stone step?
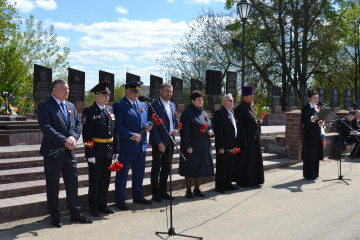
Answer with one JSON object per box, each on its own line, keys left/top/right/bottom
{"left": 0, "top": 157, "right": 297, "bottom": 224}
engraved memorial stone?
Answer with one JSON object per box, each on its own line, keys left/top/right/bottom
{"left": 191, "top": 78, "right": 202, "bottom": 93}
{"left": 68, "top": 68, "right": 85, "bottom": 102}
{"left": 171, "top": 77, "right": 183, "bottom": 104}
{"left": 330, "top": 88, "right": 340, "bottom": 108}
{"left": 287, "top": 86, "right": 297, "bottom": 107}
{"left": 33, "top": 64, "right": 52, "bottom": 102}
{"left": 271, "top": 85, "right": 281, "bottom": 106}
{"left": 99, "top": 70, "right": 115, "bottom": 102}
{"left": 343, "top": 89, "right": 353, "bottom": 109}
{"left": 126, "top": 72, "right": 140, "bottom": 84}
{"left": 301, "top": 86, "right": 308, "bottom": 107}
{"left": 150, "top": 75, "right": 163, "bottom": 99}
{"left": 226, "top": 71, "right": 237, "bottom": 103}
{"left": 317, "top": 88, "right": 326, "bottom": 104}
{"left": 205, "top": 70, "right": 222, "bottom": 96}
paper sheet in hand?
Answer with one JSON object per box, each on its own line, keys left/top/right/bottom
{"left": 317, "top": 108, "right": 330, "bottom": 120}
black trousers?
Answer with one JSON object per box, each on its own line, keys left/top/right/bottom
{"left": 88, "top": 157, "right": 112, "bottom": 214}
{"left": 151, "top": 143, "right": 174, "bottom": 195}
{"left": 215, "top": 152, "right": 235, "bottom": 191}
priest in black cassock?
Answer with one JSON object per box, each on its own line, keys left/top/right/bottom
{"left": 233, "top": 86, "right": 264, "bottom": 187}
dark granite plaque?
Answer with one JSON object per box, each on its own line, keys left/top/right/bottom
{"left": 356, "top": 89, "right": 360, "bottom": 109}
{"left": 68, "top": 68, "right": 85, "bottom": 102}
{"left": 99, "top": 70, "right": 115, "bottom": 102}
{"left": 171, "top": 77, "right": 183, "bottom": 104}
{"left": 301, "top": 86, "right": 308, "bottom": 107}
{"left": 343, "top": 89, "right": 353, "bottom": 108}
{"left": 208, "top": 95, "right": 219, "bottom": 105}
{"left": 150, "top": 75, "right": 163, "bottom": 99}
{"left": 33, "top": 64, "right": 52, "bottom": 102}
{"left": 226, "top": 71, "right": 237, "bottom": 103}
{"left": 330, "top": 88, "right": 340, "bottom": 108}
{"left": 317, "top": 88, "right": 326, "bottom": 104}
{"left": 126, "top": 72, "right": 140, "bottom": 84}
{"left": 205, "top": 70, "right": 222, "bottom": 96}
{"left": 271, "top": 85, "right": 281, "bottom": 106}
{"left": 191, "top": 78, "right": 202, "bottom": 93}
{"left": 287, "top": 86, "right": 297, "bottom": 107}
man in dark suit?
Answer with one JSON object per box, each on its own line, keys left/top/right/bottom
{"left": 148, "top": 83, "right": 179, "bottom": 202}
{"left": 113, "top": 81, "right": 153, "bottom": 210}
{"left": 82, "top": 81, "right": 120, "bottom": 217}
{"left": 212, "top": 93, "right": 239, "bottom": 193}
{"left": 37, "top": 79, "right": 92, "bottom": 228}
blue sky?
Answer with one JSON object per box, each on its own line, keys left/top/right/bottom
{"left": 9, "top": 0, "right": 230, "bottom": 90}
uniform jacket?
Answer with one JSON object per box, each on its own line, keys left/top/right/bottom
{"left": 82, "top": 102, "right": 120, "bottom": 159}
{"left": 148, "top": 98, "right": 178, "bottom": 146}
{"left": 212, "top": 107, "right": 239, "bottom": 150}
{"left": 37, "top": 97, "right": 82, "bottom": 159}
{"left": 113, "top": 97, "right": 149, "bottom": 152}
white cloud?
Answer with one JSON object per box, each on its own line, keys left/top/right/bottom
{"left": 115, "top": 6, "right": 128, "bottom": 14}
{"left": 168, "top": 0, "right": 175, "bottom": 2}
{"left": 69, "top": 66, "right": 85, "bottom": 71}
{"left": 35, "top": 0, "right": 57, "bottom": 10}
{"left": 185, "top": 0, "right": 225, "bottom": 3}
{"left": 135, "top": 53, "right": 163, "bottom": 64}
{"left": 8, "top": 0, "right": 35, "bottom": 13}
{"left": 56, "top": 36, "right": 70, "bottom": 46}
{"left": 69, "top": 50, "right": 130, "bottom": 65}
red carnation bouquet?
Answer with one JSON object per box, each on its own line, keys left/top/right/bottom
{"left": 108, "top": 161, "right": 123, "bottom": 172}
{"left": 217, "top": 147, "right": 241, "bottom": 155}
{"left": 200, "top": 123, "right": 209, "bottom": 134}
{"left": 49, "top": 141, "right": 94, "bottom": 157}
{"left": 178, "top": 122, "right": 182, "bottom": 130}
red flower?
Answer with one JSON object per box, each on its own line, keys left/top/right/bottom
{"left": 202, "top": 124, "right": 208, "bottom": 129}
{"left": 108, "top": 161, "right": 123, "bottom": 172}
{"left": 260, "top": 112, "right": 266, "bottom": 120}
{"left": 178, "top": 122, "right": 182, "bottom": 130}
{"left": 84, "top": 141, "right": 94, "bottom": 148}
{"left": 200, "top": 129, "right": 206, "bottom": 134}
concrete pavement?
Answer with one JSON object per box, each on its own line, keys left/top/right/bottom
{"left": 0, "top": 158, "right": 359, "bottom": 240}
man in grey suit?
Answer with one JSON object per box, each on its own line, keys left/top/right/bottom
{"left": 37, "top": 79, "right": 92, "bottom": 227}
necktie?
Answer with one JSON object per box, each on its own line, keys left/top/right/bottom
{"left": 60, "top": 102, "right": 69, "bottom": 123}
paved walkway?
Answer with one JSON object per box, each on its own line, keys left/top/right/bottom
{"left": 1, "top": 158, "right": 359, "bottom": 240}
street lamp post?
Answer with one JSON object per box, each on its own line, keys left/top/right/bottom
{"left": 237, "top": 0, "right": 251, "bottom": 88}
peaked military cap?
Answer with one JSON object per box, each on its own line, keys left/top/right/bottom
{"left": 125, "top": 81, "right": 143, "bottom": 93}
{"left": 90, "top": 81, "right": 111, "bottom": 94}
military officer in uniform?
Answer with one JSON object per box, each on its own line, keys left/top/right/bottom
{"left": 82, "top": 81, "right": 120, "bottom": 217}
{"left": 113, "top": 81, "right": 153, "bottom": 210}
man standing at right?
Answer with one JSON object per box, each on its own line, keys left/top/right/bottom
{"left": 233, "top": 86, "right": 264, "bottom": 187}
{"left": 213, "top": 93, "right": 239, "bottom": 193}
{"left": 148, "top": 83, "right": 178, "bottom": 202}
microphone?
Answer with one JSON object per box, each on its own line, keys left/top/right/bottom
{"left": 318, "top": 102, "right": 327, "bottom": 108}
{"left": 138, "top": 96, "right": 156, "bottom": 102}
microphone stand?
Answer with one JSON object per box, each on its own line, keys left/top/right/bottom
{"left": 145, "top": 98, "right": 202, "bottom": 240}
{"left": 322, "top": 105, "right": 355, "bottom": 185}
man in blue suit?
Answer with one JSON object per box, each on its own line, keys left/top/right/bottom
{"left": 113, "top": 81, "right": 153, "bottom": 210}
{"left": 148, "top": 83, "right": 178, "bottom": 202}
{"left": 37, "top": 79, "right": 92, "bottom": 228}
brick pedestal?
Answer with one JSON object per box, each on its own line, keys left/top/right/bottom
{"left": 285, "top": 110, "right": 302, "bottom": 159}
{"left": 271, "top": 106, "right": 281, "bottom": 113}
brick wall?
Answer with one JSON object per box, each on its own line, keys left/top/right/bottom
{"left": 285, "top": 110, "right": 302, "bottom": 159}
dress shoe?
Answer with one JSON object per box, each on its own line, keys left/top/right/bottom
{"left": 193, "top": 188, "right": 206, "bottom": 197}
{"left": 133, "top": 198, "right": 152, "bottom": 205}
{"left": 215, "top": 189, "right": 225, "bottom": 194}
{"left": 116, "top": 203, "right": 130, "bottom": 211}
{"left": 52, "top": 219, "right": 62, "bottom": 228}
{"left": 185, "top": 189, "right": 194, "bottom": 199}
{"left": 99, "top": 207, "right": 114, "bottom": 214}
{"left": 161, "top": 192, "right": 174, "bottom": 200}
{"left": 151, "top": 194, "right": 163, "bottom": 202}
{"left": 70, "top": 214, "right": 93, "bottom": 224}
{"left": 225, "top": 185, "right": 239, "bottom": 191}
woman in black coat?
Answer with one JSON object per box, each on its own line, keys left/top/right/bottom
{"left": 301, "top": 89, "right": 324, "bottom": 180}
{"left": 179, "top": 91, "right": 214, "bottom": 198}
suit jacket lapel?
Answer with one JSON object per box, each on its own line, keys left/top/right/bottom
{"left": 125, "top": 98, "right": 141, "bottom": 123}
{"left": 50, "top": 97, "right": 69, "bottom": 126}
{"left": 223, "top": 107, "right": 235, "bottom": 131}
